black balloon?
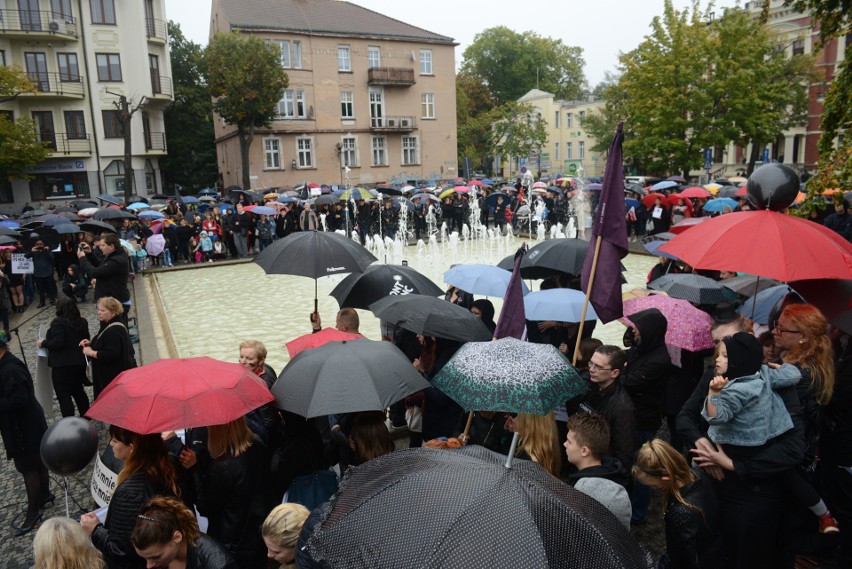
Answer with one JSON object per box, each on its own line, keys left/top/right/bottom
{"left": 40, "top": 417, "right": 99, "bottom": 475}
{"left": 746, "top": 164, "right": 800, "bottom": 211}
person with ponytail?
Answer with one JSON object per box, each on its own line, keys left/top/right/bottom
{"left": 633, "top": 439, "right": 724, "bottom": 569}
{"left": 132, "top": 496, "right": 235, "bottom": 569}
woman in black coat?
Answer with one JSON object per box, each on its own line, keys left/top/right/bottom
{"left": 38, "top": 295, "right": 90, "bottom": 417}
{"left": 81, "top": 296, "right": 135, "bottom": 399}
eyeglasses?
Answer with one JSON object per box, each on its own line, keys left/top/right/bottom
{"left": 773, "top": 325, "right": 802, "bottom": 335}
{"left": 588, "top": 362, "right": 613, "bottom": 372}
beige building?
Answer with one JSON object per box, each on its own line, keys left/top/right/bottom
{"left": 0, "top": 0, "right": 172, "bottom": 205}
{"left": 501, "top": 89, "right": 605, "bottom": 180}
{"left": 210, "top": 0, "right": 458, "bottom": 189}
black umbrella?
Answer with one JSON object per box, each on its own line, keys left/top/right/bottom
{"left": 59, "top": 212, "right": 84, "bottom": 222}
{"left": 54, "top": 206, "right": 78, "bottom": 213}
{"left": 34, "top": 214, "right": 68, "bottom": 226}
{"left": 254, "top": 232, "right": 377, "bottom": 311}
{"left": 648, "top": 274, "right": 729, "bottom": 305}
{"left": 126, "top": 195, "right": 149, "bottom": 204}
{"left": 0, "top": 227, "right": 21, "bottom": 237}
{"left": 70, "top": 199, "right": 98, "bottom": 209}
{"left": 80, "top": 220, "right": 117, "bottom": 234}
{"left": 640, "top": 232, "right": 676, "bottom": 244}
{"left": 24, "top": 229, "right": 60, "bottom": 250}
{"left": 302, "top": 445, "right": 648, "bottom": 568}
{"left": 273, "top": 339, "right": 431, "bottom": 418}
{"left": 52, "top": 222, "right": 82, "bottom": 235}
{"left": 150, "top": 193, "right": 171, "bottom": 200}
{"left": 0, "top": 235, "right": 20, "bottom": 246}
{"left": 93, "top": 208, "right": 135, "bottom": 221}
{"left": 20, "top": 209, "right": 47, "bottom": 219}
{"left": 330, "top": 264, "right": 444, "bottom": 309}
{"left": 314, "top": 194, "right": 337, "bottom": 206}
{"left": 375, "top": 185, "right": 403, "bottom": 196}
{"left": 720, "top": 275, "right": 782, "bottom": 297}
{"left": 96, "top": 193, "right": 123, "bottom": 205}
{"left": 369, "top": 294, "right": 492, "bottom": 342}
{"left": 228, "top": 188, "right": 259, "bottom": 204}
{"left": 497, "top": 238, "right": 588, "bottom": 279}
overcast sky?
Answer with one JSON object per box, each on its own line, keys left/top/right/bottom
{"left": 164, "top": 0, "right": 742, "bottom": 86}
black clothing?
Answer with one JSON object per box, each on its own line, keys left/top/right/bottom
{"left": 90, "top": 318, "right": 136, "bottom": 399}
{"left": 187, "top": 535, "right": 238, "bottom": 569}
{"left": 664, "top": 475, "right": 725, "bottom": 569}
{"left": 622, "top": 308, "right": 671, "bottom": 432}
{"left": 583, "top": 381, "right": 639, "bottom": 471}
{"left": 823, "top": 211, "right": 852, "bottom": 241}
{"left": 79, "top": 248, "right": 131, "bottom": 303}
{"left": 454, "top": 411, "right": 512, "bottom": 455}
{"left": 0, "top": 351, "right": 47, "bottom": 461}
{"left": 567, "top": 457, "right": 626, "bottom": 487}
{"left": 42, "top": 316, "right": 89, "bottom": 368}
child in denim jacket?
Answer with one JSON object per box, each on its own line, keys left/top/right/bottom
{"left": 702, "top": 332, "right": 839, "bottom": 534}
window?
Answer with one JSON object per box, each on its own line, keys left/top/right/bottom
{"left": 0, "top": 110, "right": 13, "bottom": 122}
{"left": 149, "top": 54, "right": 162, "bottom": 93}
{"left": 340, "top": 91, "right": 354, "bottom": 119}
{"left": 297, "top": 137, "right": 313, "bottom": 168}
{"left": 0, "top": 51, "right": 5, "bottom": 66}
{"left": 338, "top": 45, "right": 351, "bottom": 72}
{"left": 277, "top": 89, "right": 305, "bottom": 118}
{"left": 419, "top": 49, "right": 432, "bottom": 74}
{"left": 273, "top": 40, "right": 301, "bottom": 69}
{"left": 275, "top": 40, "right": 291, "bottom": 68}
{"left": 96, "top": 53, "right": 122, "bottom": 81}
{"left": 554, "top": 111, "right": 560, "bottom": 128}
{"left": 102, "top": 110, "right": 122, "bottom": 138}
{"left": 566, "top": 142, "right": 572, "bottom": 160}
{"left": 293, "top": 41, "right": 301, "bottom": 69}
{"left": 263, "top": 138, "right": 281, "bottom": 169}
{"left": 51, "top": 0, "right": 72, "bottom": 19}
{"left": 566, "top": 112, "right": 573, "bottom": 128}
{"left": 144, "top": 159, "right": 157, "bottom": 194}
{"left": 24, "top": 52, "right": 49, "bottom": 91}
{"left": 368, "top": 46, "right": 381, "bottom": 68}
{"left": 90, "top": 0, "right": 115, "bottom": 24}
{"left": 57, "top": 53, "right": 80, "bottom": 81}
{"left": 554, "top": 142, "right": 560, "bottom": 161}
{"left": 402, "top": 136, "right": 418, "bottom": 165}
{"left": 64, "top": 111, "right": 86, "bottom": 139}
{"left": 421, "top": 93, "right": 435, "bottom": 119}
{"left": 341, "top": 136, "right": 358, "bottom": 167}
{"left": 371, "top": 136, "right": 387, "bottom": 166}
{"left": 578, "top": 110, "right": 586, "bottom": 123}
{"left": 579, "top": 140, "right": 585, "bottom": 159}
{"left": 103, "top": 160, "right": 125, "bottom": 195}
{"left": 792, "top": 39, "right": 805, "bottom": 56}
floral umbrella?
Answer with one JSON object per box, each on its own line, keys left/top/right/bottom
{"left": 620, "top": 295, "right": 714, "bottom": 352}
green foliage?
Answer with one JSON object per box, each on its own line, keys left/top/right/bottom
{"left": 0, "top": 115, "right": 50, "bottom": 181}
{"left": 461, "top": 26, "right": 586, "bottom": 105}
{"left": 204, "top": 32, "right": 288, "bottom": 189}
{"left": 492, "top": 102, "right": 549, "bottom": 163}
{"left": 0, "top": 65, "right": 36, "bottom": 102}
{"left": 159, "top": 22, "right": 218, "bottom": 192}
{"left": 456, "top": 70, "right": 500, "bottom": 169}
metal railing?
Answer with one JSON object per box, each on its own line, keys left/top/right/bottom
{"left": 367, "top": 67, "right": 415, "bottom": 86}
{"left": 370, "top": 116, "right": 416, "bottom": 130}
{"left": 0, "top": 9, "right": 78, "bottom": 37}
{"left": 24, "top": 71, "right": 85, "bottom": 97}
{"left": 150, "top": 74, "right": 173, "bottom": 97}
{"left": 144, "top": 131, "right": 167, "bottom": 151}
{"left": 37, "top": 132, "right": 91, "bottom": 155}
{"left": 145, "top": 18, "right": 167, "bottom": 41}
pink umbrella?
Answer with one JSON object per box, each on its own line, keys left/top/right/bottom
{"left": 453, "top": 186, "right": 471, "bottom": 193}
{"left": 468, "top": 180, "right": 483, "bottom": 187}
{"left": 286, "top": 328, "right": 363, "bottom": 359}
{"left": 620, "top": 295, "right": 714, "bottom": 352}
{"left": 145, "top": 233, "right": 165, "bottom": 256}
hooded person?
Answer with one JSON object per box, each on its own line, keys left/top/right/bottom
{"left": 470, "top": 299, "right": 496, "bottom": 335}
{"left": 823, "top": 199, "right": 852, "bottom": 242}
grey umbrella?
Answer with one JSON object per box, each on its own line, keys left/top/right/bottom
{"left": 302, "top": 445, "right": 649, "bottom": 569}
{"left": 720, "top": 275, "right": 782, "bottom": 297}
{"left": 93, "top": 208, "right": 136, "bottom": 221}
{"left": 369, "top": 294, "right": 492, "bottom": 342}
{"left": 648, "top": 274, "right": 729, "bottom": 305}
{"left": 79, "top": 220, "right": 117, "bottom": 234}
{"left": 272, "top": 339, "right": 430, "bottom": 418}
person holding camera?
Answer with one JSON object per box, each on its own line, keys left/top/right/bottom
{"left": 77, "top": 234, "right": 130, "bottom": 314}
{"left": 27, "top": 239, "right": 56, "bottom": 308}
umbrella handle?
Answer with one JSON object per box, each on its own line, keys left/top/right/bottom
{"left": 462, "top": 411, "right": 474, "bottom": 439}
{"left": 504, "top": 431, "right": 520, "bottom": 469}
{"left": 749, "top": 275, "right": 760, "bottom": 322}
{"left": 314, "top": 279, "right": 318, "bottom": 314}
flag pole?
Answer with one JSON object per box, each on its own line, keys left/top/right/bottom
{"left": 572, "top": 235, "right": 602, "bottom": 365}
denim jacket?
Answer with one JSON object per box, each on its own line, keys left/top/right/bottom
{"left": 702, "top": 363, "right": 801, "bottom": 446}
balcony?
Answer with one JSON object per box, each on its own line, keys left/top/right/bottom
{"left": 37, "top": 133, "right": 91, "bottom": 156}
{"left": 370, "top": 116, "right": 416, "bottom": 132}
{"left": 19, "top": 72, "right": 85, "bottom": 99}
{"left": 144, "top": 131, "right": 167, "bottom": 153}
{"left": 0, "top": 9, "right": 78, "bottom": 40}
{"left": 146, "top": 18, "right": 167, "bottom": 43}
{"left": 148, "top": 75, "right": 173, "bottom": 103}
{"left": 367, "top": 67, "right": 415, "bottom": 86}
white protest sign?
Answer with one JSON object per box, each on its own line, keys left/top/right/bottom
{"left": 91, "top": 452, "right": 118, "bottom": 508}
{"left": 11, "top": 254, "right": 33, "bottom": 274}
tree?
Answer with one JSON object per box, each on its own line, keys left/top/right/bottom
{"left": 204, "top": 33, "right": 288, "bottom": 190}
{"left": 461, "top": 27, "right": 586, "bottom": 105}
{"left": 456, "top": 70, "right": 500, "bottom": 171}
{"left": 159, "top": 22, "right": 217, "bottom": 192}
{"left": 492, "top": 102, "right": 548, "bottom": 176}
{"left": 0, "top": 66, "right": 49, "bottom": 181}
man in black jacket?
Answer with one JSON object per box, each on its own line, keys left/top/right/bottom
{"left": 77, "top": 233, "right": 130, "bottom": 314}
{"left": 622, "top": 307, "right": 671, "bottom": 523}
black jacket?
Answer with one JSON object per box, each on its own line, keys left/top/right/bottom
{"left": 623, "top": 308, "right": 671, "bottom": 432}
{"left": 664, "top": 475, "right": 725, "bottom": 569}
{"left": 79, "top": 248, "right": 130, "bottom": 303}
{"left": 584, "top": 381, "right": 639, "bottom": 471}
{"left": 42, "top": 316, "right": 90, "bottom": 368}
{"left": 0, "top": 351, "right": 47, "bottom": 460}
{"left": 568, "top": 456, "right": 627, "bottom": 487}
{"left": 454, "top": 411, "right": 513, "bottom": 455}
{"left": 92, "top": 470, "right": 163, "bottom": 569}
{"left": 91, "top": 318, "right": 136, "bottom": 392}
{"left": 187, "top": 535, "right": 238, "bottom": 569}
{"left": 821, "top": 339, "right": 852, "bottom": 465}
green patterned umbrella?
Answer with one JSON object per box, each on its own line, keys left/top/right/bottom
{"left": 432, "top": 337, "right": 588, "bottom": 414}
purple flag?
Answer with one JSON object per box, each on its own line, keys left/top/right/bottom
{"left": 494, "top": 244, "right": 527, "bottom": 340}
{"left": 580, "top": 123, "right": 627, "bottom": 323}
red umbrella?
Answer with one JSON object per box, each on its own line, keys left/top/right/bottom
{"left": 286, "top": 328, "right": 363, "bottom": 359}
{"left": 454, "top": 186, "right": 471, "bottom": 193}
{"left": 468, "top": 180, "right": 483, "bottom": 187}
{"left": 85, "top": 357, "right": 274, "bottom": 434}
{"left": 679, "top": 186, "right": 712, "bottom": 199}
{"left": 660, "top": 210, "right": 852, "bottom": 282}
{"left": 669, "top": 216, "right": 707, "bottom": 234}
{"left": 734, "top": 185, "right": 748, "bottom": 197}
{"left": 667, "top": 193, "right": 693, "bottom": 212}
{"left": 642, "top": 193, "right": 670, "bottom": 209}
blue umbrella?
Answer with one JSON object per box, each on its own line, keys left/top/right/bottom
{"left": 197, "top": 188, "right": 218, "bottom": 196}
{"left": 127, "top": 202, "right": 149, "bottom": 210}
{"left": 392, "top": 197, "right": 416, "bottom": 210}
{"left": 443, "top": 264, "right": 529, "bottom": 298}
{"left": 650, "top": 180, "right": 679, "bottom": 192}
{"left": 480, "top": 179, "right": 495, "bottom": 186}
{"left": 197, "top": 203, "right": 210, "bottom": 213}
{"left": 0, "top": 220, "right": 20, "bottom": 229}
{"left": 736, "top": 284, "right": 799, "bottom": 325}
{"left": 484, "top": 192, "right": 510, "bottom": 208}
{"left": 624, "top": 197, "right": 640, "bottom": 211}
{"left": 277, "top": 196, "right": 297, "bottom": 204}
{"left": 643, "top": 240, "right": 681, "bottom": 261}
{"left": 583, "top": 183, "right": 602, "bottom": 191}
{"left": 523, "top": 289, "right": 597, "bottom": 322}
{"left": 702, "top": 197, "right": 738, "bottom": 213}
{"left": 412, "top": 193, "right": 440, "bottom": 204}
{"left": 248, "top": 205, "right": 277, "bottom": 216}
{"left": 181, "top": 196, "right": 200, "bottom": 204}
{"left": 139, "top": 210, "right": 165, "bottom": 220}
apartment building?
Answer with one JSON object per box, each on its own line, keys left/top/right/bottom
{"left": 210, "top": 0, "right": 458, "bottom": 189}
{"left": 0, "top": 0, "right": 172, "bottom": 205}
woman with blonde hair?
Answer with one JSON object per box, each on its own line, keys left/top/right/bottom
{"left": 262, "top": 503, "right": 311, "bottom": 568}
{"left": 34, "top": 517, "right": 105, "bottom": 569}
{"left": 80, "top": 426, "right": 180, "bottom": 569}
{"left": 180, "top": 416, "right": 271, "bottom": 568}
{"left": 80, "top": 295, "right": 135, "bottom": 399}
{"left": 633, "top": 439, "right": 723, "bottom": 568}
{"left": 131, "top": 496, "right": 235, "bottom": 568}
{"left": 506, "top": 412, "right": 562, "bottom": 477}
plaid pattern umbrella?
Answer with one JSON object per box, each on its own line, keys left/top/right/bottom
{"left": 621, "top": 295, "right": 715, "bottom": 352}
{"left": 432, "top": 337, "right": 587, "bottom": 414}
